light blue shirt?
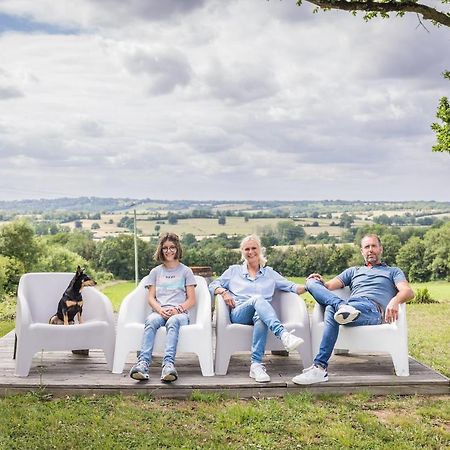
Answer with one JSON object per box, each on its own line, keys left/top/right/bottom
{"left": 338, "top": 264, "right": 406, "bottom": 310}
{"left": 209, "top": 263, "right": 298, "bottom": 303}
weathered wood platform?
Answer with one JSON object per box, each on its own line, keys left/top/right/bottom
{"left": 1, "top": 331, "right": 448, "bottom": 398}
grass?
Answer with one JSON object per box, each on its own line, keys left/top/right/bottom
{"left": 0, "top": 320, "right": 14, "bottom": 338}
{"left": 0, "top": 393, "right": 448, "bottom": 449}
{"left": 410, "top": 281, "right": 450, "bottom": 302}
{"left": 0, "top": 297, "right": 15, "bottom": 338}
{"left": 407, "top": 301, "right": 450, "bottom": 377}
{"left": 101, "top": 281, "right": 136, "bottom": 312}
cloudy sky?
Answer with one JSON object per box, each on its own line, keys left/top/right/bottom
{"left": 0, "top": 0, "right": 449, "bottom": 202}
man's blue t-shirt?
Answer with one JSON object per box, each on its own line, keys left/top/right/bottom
{"left": 337, "top": 264, "right": 406, "bottom": 310}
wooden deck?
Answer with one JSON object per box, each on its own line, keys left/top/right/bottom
{"left": 1, "top": 331, "right": 448, "bottom": 399}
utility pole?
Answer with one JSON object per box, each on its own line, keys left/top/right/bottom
{"left": 134, "top": 208, "right": 138, "bottom": 286}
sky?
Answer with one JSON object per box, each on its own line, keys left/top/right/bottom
{"left": 0, "top": 0, "right": 449, "bottom": 202}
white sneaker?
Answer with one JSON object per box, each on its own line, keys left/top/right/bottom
{"left": 280, "top": 330, "right": 304, "bottom": 352}
{"left": 292, "top": 365, "right": 328, "bottom": 385}
{"left": 249, "top": 363, "right": 270, "bottom": 383}
{"left": 334, "top": 304, "right": 360, "bottom": 325}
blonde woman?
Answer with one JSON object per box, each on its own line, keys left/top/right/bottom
{"left": 209, "top": 234, "right": 306, "bottom": 382}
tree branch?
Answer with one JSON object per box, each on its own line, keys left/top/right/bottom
{"left": 301, "top": 0, "right": 450, "bottom": 28}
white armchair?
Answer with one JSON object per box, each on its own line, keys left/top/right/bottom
{"left": 112, "top": 275, "right": 214, "bottom": 376}
{"left": 214, "top": 291, "right": 313, "bottom": 375}
{"left": 15, "top": 272, "right": 115, "bottom": 377}
{"left": 311, "top": 287, "right": 409, "bottom": 376}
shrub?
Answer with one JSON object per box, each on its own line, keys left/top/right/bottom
{"left": 412, "top": 288, "right": 439, "bottom": 304}
{"left": 0, "top": 255, "right": 25, "bottom": 299}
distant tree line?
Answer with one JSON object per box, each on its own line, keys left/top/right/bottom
{"left": 0, "top": 219, "right": 448, "bottom": 302}
{"left": 373, "top": 213, "right": 449, "bottom": 226}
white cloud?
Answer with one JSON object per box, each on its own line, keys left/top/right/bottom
{"left": 0, "top": 0, "right": 448, "bottom": 201}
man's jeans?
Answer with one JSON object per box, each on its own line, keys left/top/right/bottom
{"left": 139, "top": 312, "right": 189, "bottom": 366}
{"left": 306, "top": 279, "right": 382, "bottom": 369}
{"left": 230, "top": 295, "right": 285, "bottom": 364}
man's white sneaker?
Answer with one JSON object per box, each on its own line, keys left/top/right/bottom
{"left": 280, "top": 330, "right": 304, "bottom": 352}
{"left": 292, "top": 365, "right": 328, "bottom": 385}
{"left": 249, "top": 363, "right": 271, "bottom": 383}
{"left": 334, "top": 304, "right": 360, "bottom": 325}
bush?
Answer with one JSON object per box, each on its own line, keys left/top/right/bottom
{"left": 0, "top": 297, "right": 16, "bottom": 321}
{"left": 0, "top": 255, "right": 25, "bottom": 299}
{"left": 412, "top": 287, "right": 439, "bottom": 304}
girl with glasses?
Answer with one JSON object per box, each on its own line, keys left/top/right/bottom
{"left": 130, "top": 232, "right": 196, "bottom": 382}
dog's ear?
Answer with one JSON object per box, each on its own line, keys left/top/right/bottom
{"left": 76, "top": 265, "right": 82, "bottom": 275}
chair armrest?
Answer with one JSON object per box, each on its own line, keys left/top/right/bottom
{"left": 311, "top": 302, "right": 325, "bottom": 324}
{"left": 396, "top": 303, "right": 407, "bottom": 326}
{"left": 116, "top": 282, "right": 149, "bottom": 327}
{"left": 215, "top": 294, "right": 231, "bottom": 327}
{"left": 275, "top": 291, "right": 309, "bottom": 324}
{"left": 82, "top": 287, "right": 114, "bottom": 323}
{"left": 16, "top": 281, "right": 33, "bottom": 327}
{"left": 193, "top": 276, "right": 212, "bottom": 325}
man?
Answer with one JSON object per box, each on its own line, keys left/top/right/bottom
{"left": 292, "top": 233, "right": 414, "bottom": 385}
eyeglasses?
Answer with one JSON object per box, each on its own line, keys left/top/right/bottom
{"left": 162, "top": 246, "right": 177, "bottom": 252}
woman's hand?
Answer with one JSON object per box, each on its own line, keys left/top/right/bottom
{"left": 221, "top": 291, "right": 236, "bottom": 309}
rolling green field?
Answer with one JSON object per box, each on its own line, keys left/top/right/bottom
{"left": 78, "top": 214, "right": 353, "bottom": 239}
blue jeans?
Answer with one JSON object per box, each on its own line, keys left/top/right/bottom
{"left": 306, "top": 279, "right": 382, "bottom": 369}
{"left": 139, "top": 312, "right": 189, "bottom": 366}
{"left": 230, "top": 295, "right": 285, "bottom": 364}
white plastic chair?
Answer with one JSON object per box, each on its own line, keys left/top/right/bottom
{"left": 310, "top": 287, "right": 409, "bottom": 376}
{"left": 214, "top": 291, "right": 313, "bottom": 375}
{"left": 112, "top": 275, "right": 214, "bottom": 376}
{"left": 15, "top": 272, "right": 115, "bottom": 377}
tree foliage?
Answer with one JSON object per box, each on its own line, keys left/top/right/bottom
{"left": 431, "top": 71, "right": 450, "bottom": 153}
{"left": 0, "top": 220, "right": 40, "bottom": 271}
{"left": 96, "top": 235, "right": 155, "bottom": 280}
{"left": 296, "top": 0, "right": 450, "bottom": 28}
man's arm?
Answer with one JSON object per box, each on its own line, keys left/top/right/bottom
{"left": 385, "top": 280, "right": 415, "bottom": 323}
{"left": 325, "top": 277, "right": 345, "bottom": 291}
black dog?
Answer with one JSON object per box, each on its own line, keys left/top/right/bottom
{"left": 49, "top": 266, "right": 97, "bottom": 325}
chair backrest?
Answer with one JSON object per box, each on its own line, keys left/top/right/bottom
{"left": 332, "top": 287, "right": 351, "bottom": 301}
{"left": 18, "top": 272, "right": 75, "bottom": 324}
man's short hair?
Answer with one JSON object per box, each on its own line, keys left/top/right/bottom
{"left": 360, "top": 233, "right": 382, "bottom": 247}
